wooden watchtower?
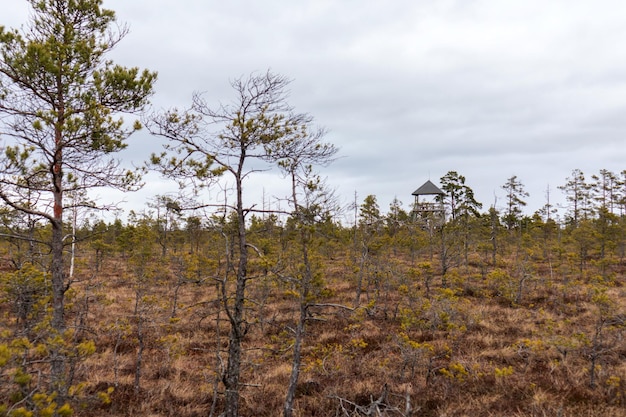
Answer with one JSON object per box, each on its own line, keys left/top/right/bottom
{"left": 411, "top": 180, "right": 445, "bottom": 222}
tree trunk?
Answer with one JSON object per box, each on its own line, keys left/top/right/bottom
{"left": 490, "top": 209, "right": 498, "bottom": 267}
{"left": 224, "top": 276, "right": 245, "bottom": 417}
{"left": 52, "top": 98, "right": 65, "bottom": 332}
{"left": 284, "top": 305, "right": 306, "bottom": 417}
{"left": 51, "top": 219, "right": 65, "bottom": 331}
{"left": 223, "top": 174, "right": 248, "bottom": 417}
{"left": 50, "top": 217, "right": 67, "bottom": 397}
{"left": 51, "top": 118, "right": 67, "bottom": 396}
{"left": 134, "top": 289, "right": 145, "bottom": 395}
{"left": 284, "top": 214, "right": 312, "bottom": 417}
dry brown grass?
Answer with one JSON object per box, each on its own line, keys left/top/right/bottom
{"left": 4, "top": 244, "right": 626, "bottom": 417}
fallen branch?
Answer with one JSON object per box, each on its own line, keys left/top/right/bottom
{"left": 329, "top": 384, "right": 408, "bottom": 416}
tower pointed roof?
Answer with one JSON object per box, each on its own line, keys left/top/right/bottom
{"left": 412, "top": 180, "right": 444, "bottom": 196}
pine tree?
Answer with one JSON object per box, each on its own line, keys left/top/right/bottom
{"left": 0, "top": 0, "right": 156, "bottom": 401}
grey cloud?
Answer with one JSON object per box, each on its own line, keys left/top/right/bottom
{"left": 5, "top": 0, "right": 626, "bottom": 218}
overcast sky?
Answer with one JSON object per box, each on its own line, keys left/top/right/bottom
{"left": 5, "top": 1, "right": 626, "bottom": 222}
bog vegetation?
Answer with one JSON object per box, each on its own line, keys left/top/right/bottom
{"left": 2, "top": 167, "right": 626, "bottom": 417}
{"left": 1, "top": 1, "right": 626, "bottom": 417}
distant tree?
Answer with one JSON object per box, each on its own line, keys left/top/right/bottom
{"left": 570, "top": 219, "right": 597, "bottom": 277}
{"left": 616, "top": 170, "right": 626, "bottom": 261}
{"left": 559, "top": 169, "right": 591, "bottom": 226}
{"left": 123, "top": 213, "right": 161, "bottom": 395}
{"left": 148, "top": 195, "right": 183, "bottom": 256}
{"left": 0, "top": 0, "right": 155, "bottom": 401}
{"left": 617, "top": 170, "right": 626, "bottom": 217}
{"left": 537, "top": 184, "right": 558, "bottom": 223}
{"left": 89, "top": 219, "right": 113, "bottom": 272}
{"left": 360, "top": 194, "right": 382, "bottom": 228}
{"left": 439, "top": 171, "right": 482, "bottom": 221}
{"left": 487, "top": 205, "right": 501, "bottom": 267}
{"left": 355, "top": 194, "right": 383, "bottom": 305}
{"left": 386, "top": 198, "right": 406, "bottom": 233}
{"left": 594, "top": 206, "right": 620, "bottom": 268}
{"left": 438, "top": 172, "right": 483, "bottom": 272}
{"left": 185, "top": 215, "right": 204, "bottom": 254}
{"left": 590, "top": 169, "right": 618, "bottom": 215}
{"left": 501, "top": 175, "right": 529, "bottom": 229}
{"left": 385, "top": 197, "right": 410, "bottom": 256}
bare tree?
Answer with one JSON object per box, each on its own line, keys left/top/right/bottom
{"left": 270, "top": 126, "right": 337, "bottom": 417}
{"left": 148, "top": 71, "right": 327, "bottom": 417}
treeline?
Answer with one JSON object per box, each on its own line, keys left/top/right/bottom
{"left": 1, "top": 174, "right": 626, "bottom": 415}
